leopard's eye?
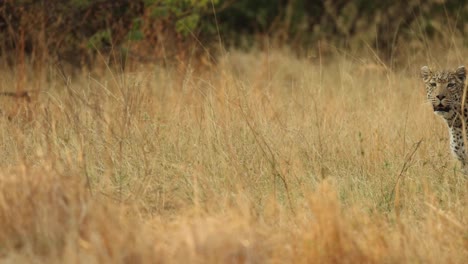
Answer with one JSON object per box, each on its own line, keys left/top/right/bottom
{"left": 447, "top": 83, "right": 455, "bottom": 89}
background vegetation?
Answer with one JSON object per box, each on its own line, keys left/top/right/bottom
{"left": 0, "top": 0, "right": 466, "bottom": 263}
{"left": 1, "top": 0, "right": 467, "bottom": 68}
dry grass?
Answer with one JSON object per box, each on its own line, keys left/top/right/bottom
{"left": 0, "top": 47, "right": 466, "bottom": 263}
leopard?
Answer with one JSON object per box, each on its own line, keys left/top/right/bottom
{"left": 420, "top": 65, "right": 468, "bottom": 173}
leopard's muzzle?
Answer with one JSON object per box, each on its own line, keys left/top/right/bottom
{"left": 433, "top": 103, "right": 451, "bottom": 112}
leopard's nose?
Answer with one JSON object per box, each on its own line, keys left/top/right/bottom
{"left": 436, "top": 95, "right": 446, "bottom": 100}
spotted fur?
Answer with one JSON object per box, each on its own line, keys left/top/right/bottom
{"left": 421, "top": 65, "right": 468, "bottom": 171}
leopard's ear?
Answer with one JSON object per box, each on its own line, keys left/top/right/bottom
{"left": 421, "top": 66, "right": 431, "bottom": 81}
{"left": 455, "top": 65, "right": 466, "bottom": 82}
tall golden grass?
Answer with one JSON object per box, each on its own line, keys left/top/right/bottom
{"left": 0, "top": 46, "right": 466, "bottom": 263}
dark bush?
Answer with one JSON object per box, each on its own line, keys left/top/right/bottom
{"left": 0, "top": 0, "right": 466, "bottom": 68}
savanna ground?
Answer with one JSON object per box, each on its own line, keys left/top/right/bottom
{"left": 0, "top": 44, "right": 466, "bottom": 263}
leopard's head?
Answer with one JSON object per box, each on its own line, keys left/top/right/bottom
{"left": 421, "top": 66, "right": 466, "bottom": 117}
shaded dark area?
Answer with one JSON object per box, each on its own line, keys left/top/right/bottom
{"left": 0, "top": 0, "right": 467, "bottom": 69}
